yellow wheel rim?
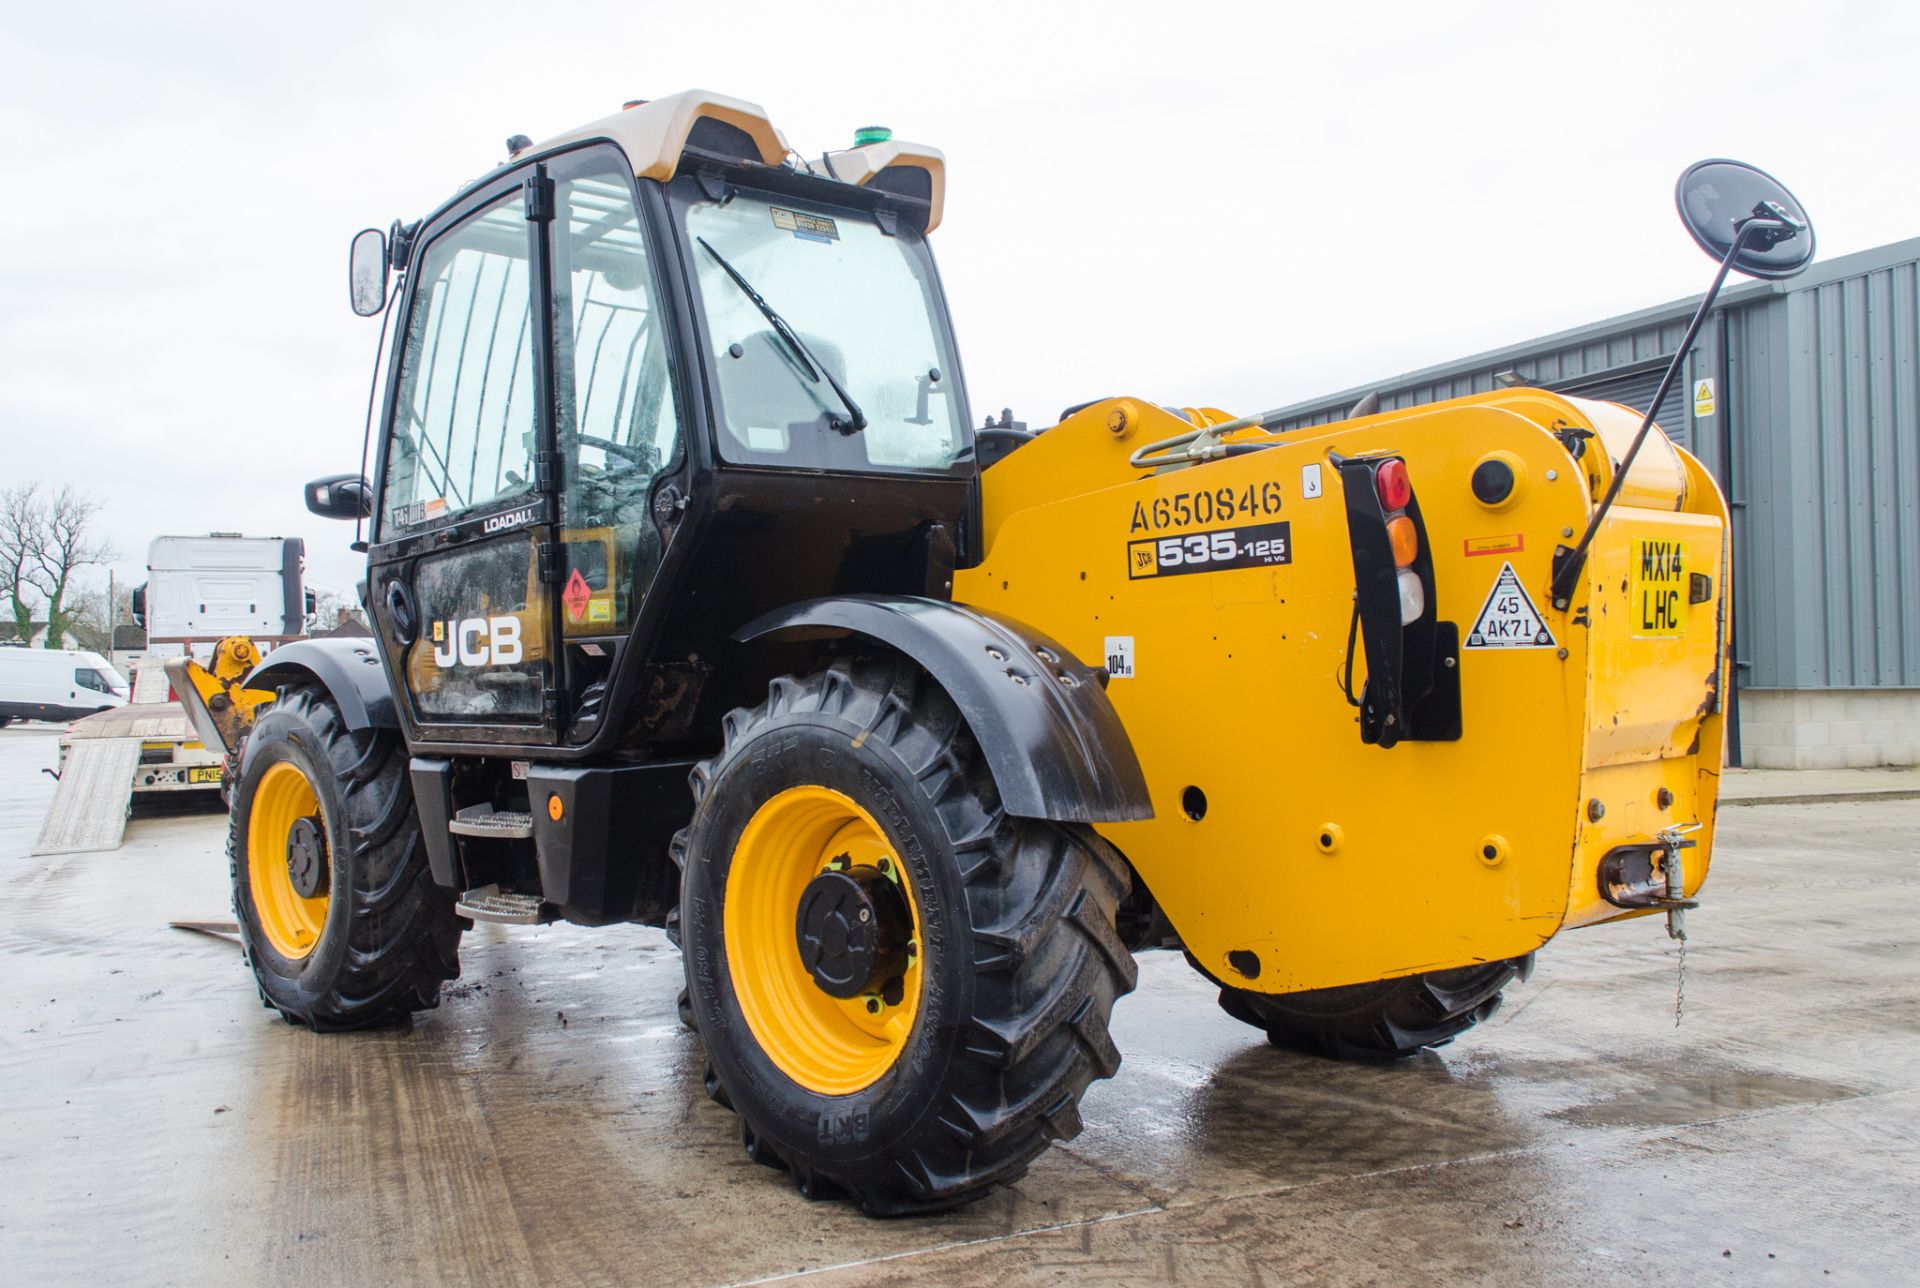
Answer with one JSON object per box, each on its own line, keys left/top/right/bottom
{"left": 724, "top": 785, "right": 923, "bottom": 1096}
{"left": 247, "top": 761, "right": 332, "bottom": 961}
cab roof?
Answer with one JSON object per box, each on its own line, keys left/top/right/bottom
{"left": 527, "top": 90, "right": 947, "bottom": 232}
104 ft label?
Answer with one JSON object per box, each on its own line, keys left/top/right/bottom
{"left": 1128, "top": 520, "right": 1293, "bottom": 579}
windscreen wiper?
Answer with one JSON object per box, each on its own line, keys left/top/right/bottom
{"left": 697, "top": 237, "right": 867, "bottom": 434}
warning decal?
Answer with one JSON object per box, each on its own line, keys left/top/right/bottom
{"left": 562, "top": 568, "right": 592, "bottom": 623}
{"left": 1693, "top": 378, "right": 1716, "bottom": 419}
{"left": 1465, "top": 562, "right": 1556, "bottom": 649}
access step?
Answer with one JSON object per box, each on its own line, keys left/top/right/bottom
{"left": 448, "top": 805, "right": 535, "bottom": 839}
{"left": 454, "top": 885, "right": 550, "bottom": 925}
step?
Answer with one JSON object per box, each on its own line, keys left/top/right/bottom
{"left": 455, "top": 885, "right": 550, "bottom": 925}
{"left": 448, "top": 805, "right": 535, "bottom": 839}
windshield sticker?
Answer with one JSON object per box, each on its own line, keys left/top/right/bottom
{"left": 771, "top": 207, "right": 840, "bottom": 243}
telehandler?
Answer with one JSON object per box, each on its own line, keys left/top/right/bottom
{"left": 175, "top": 92, "right": 1815, "bottom": 1213}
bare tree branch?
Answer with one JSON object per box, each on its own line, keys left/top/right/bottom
{"left": 0, "top": 484, "right": 42, "bottom": 644}
{"left": 1, "top": 483, "right": 114, "bottom": 647}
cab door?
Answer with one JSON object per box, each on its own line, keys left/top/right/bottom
{"left": 368, "top": 149, "right": 684, "bottom": 751}
{"left": 369, "top": 166, "right": 563, "bottom": 746}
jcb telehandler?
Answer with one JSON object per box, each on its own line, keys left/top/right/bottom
{"left": 176, "top": 92, "right": 1815, "bottom": 1213}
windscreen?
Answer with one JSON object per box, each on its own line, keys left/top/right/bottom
{"left": 676, "top": 185, "right": 965, "bottom": 473}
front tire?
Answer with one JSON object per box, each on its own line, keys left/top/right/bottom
{"left": 676, "top": 658, "right": 1137, "bottom": 1214}
{"left": 1214, "top": 956, "right": 1534, "bottom": 1060}
{"left": 228, "top": 684, "right": 464, "bottom": 1031}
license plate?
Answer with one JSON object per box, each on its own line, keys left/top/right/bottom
{"left": 1630, "top": 538, "right": 1689, "bottom": 638}
{"left": 187, "top": 765, "right": 224, "bottom": 785}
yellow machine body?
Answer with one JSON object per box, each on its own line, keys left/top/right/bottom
{"left": 954, "top": 392, "right": 1728, "bottom": 995}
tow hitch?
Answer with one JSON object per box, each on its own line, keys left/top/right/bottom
{"left": 1598, "top": 824, "right": 1702, "bottom": 941}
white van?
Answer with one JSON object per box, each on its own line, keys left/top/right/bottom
{"left": 0, "top": 647, "right": 129, "bottom": 725}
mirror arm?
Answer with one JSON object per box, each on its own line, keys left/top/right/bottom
{"left": 1546, "top": 216, "right": 1779, "bottom": 611}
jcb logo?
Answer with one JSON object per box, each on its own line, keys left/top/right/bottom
{"left": 430, "top": 616, "right": 523, "bottom": 668}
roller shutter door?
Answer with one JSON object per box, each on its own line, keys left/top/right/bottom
{"left": 1559, "top": 364, "right": 1689, "bottom": 451}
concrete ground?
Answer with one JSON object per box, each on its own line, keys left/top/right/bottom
{"left": 1, "top": 723, "right": 1915, "bottom": 1287}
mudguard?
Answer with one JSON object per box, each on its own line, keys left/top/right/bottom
{"left": 246, "top": 637, "right": 397, "bottom": 732}
{"left": 737, "top": 594, "right": 1152, "bottom": 824}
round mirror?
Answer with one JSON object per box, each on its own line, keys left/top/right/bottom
{"left": 348, "top": 227, "right": 389, "bottom": 317}
{"left": 1675, "top": 159, "right": 1815, "bottom": 280}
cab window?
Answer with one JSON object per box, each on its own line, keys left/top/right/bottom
{"left": 553, "top": 163, "right": 681, "bottom": 634}
{"left": 674, "top": 182, "right": 965, "bottom": 474}
{"left": 381, "top": 193, "right": 536, "bottom": 537}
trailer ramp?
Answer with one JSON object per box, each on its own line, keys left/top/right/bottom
{"left": 34, "top": 737, "right": 144, "bottom": 855}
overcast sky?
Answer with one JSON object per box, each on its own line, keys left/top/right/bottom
{"left": 3, "top": 0, "right": 1914, "bottom": 601}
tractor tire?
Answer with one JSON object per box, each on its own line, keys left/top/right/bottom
{"left": 1214, "top": 955, "right": 1534, "bottom": 1061}
{"left": 674, "top": 658, "right": 1137, "bottom": 1215}
{"left": 228, "top": 683, "right": 464, "bottom": 1031}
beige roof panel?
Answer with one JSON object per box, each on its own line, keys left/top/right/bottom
{"left": 820, "top": 140, "right": 947, "bottom": 232}
{"left": 530, "top": 89, "right": 788, "bottom": 182}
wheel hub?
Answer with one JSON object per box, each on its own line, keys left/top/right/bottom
{"left": 285, "top": 815, "right": 329, "bottom": 899}
{"left": 795, "top": 863, "right": 909, "bottom": 999}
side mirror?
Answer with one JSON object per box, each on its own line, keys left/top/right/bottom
{"left": 131, "top": 584, "right": 147, "bottom": 629}
{"left": 1675, "top": 159, "right": 1816, "bottom": 280}
{"left": 305, "top": 474, "right": 375, "bottom": 520}
{"left": 349, "top": 227, "right": 389, "bottom": 317}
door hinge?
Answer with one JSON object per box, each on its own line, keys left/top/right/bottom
{"left": 536, "top": 539, "right": 565, "bottom": 585}
{"left": 533, "top": 450, "right": 562, "bottom": 494}
{"left": 524, "top": 172, "right": 555, "bottom": 223}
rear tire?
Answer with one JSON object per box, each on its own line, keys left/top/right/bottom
{"left": 1214, "top": 956, "right": 1533, "bottom": 1060}
{"left": 675, "top": 658, "right": 1137, "bottom": 1214}
{"left": 229, "top": 684, "right": 464, "bottom": 1031}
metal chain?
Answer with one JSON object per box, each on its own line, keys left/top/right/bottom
{"left": 1674, "top": 936, "right": 1687, "bottom": 1028}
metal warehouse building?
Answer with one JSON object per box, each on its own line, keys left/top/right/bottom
{"left": 1271, "top": 236, "right": 1920, "bottom": 769}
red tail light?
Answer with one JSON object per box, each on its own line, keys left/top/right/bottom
{"left": 1375, "top": 459, "right": 1412, "bottom": 511}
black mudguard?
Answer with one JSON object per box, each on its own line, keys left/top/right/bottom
{"left": 246, "top": 637, "right": 397, "bottom": 731}
{"left": 736, "top": 594, "right": 1152, "bottom": 824}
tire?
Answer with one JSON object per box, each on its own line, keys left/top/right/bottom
{"left": 1213, "top": 955, "right": 1534, "bottom": 1061}
{"left": 674, "top": 658, "right": 1137, "bottom": 1215}
{"left": 228, "top": 683, "right": 464, "bottom": 1031}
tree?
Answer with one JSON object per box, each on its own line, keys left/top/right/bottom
{"left": 63, "top": 581, "right": 115, "bottom": 655}
{"left": 0, "top": 484, "right": 115, "bottom": 647}
{"left": 1, "top": 485, "right": 39, "bottom": 644}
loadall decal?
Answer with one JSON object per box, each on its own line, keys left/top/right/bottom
{"left": 1127, "top": 522, "right": 1292, "bottom": 579}
{"left": 1465, "top": 563, "right": 1555, "bottom": 648}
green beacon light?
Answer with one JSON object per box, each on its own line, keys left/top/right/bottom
{"left": 853, "top": 125, "right": 893, "bottom": 147}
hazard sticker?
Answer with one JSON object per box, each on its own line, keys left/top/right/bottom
{"left": 1465, "top": 562, "right": 1556, "bottom": 649}
{"left": 562, "top": 568, "right": 592, "bottom": 622}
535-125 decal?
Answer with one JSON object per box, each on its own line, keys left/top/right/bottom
{"left": 1128, "top": 521, "right": 1292, "bottom": 579}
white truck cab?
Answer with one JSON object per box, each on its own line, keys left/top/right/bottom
{"left": 0, "top": 647, "right": 128, "bottom": 725}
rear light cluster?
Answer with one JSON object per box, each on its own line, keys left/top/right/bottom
{"left": 1374, "top": 460, "right": 1425, "bottom": 624}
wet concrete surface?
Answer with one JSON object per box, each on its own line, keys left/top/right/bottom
{"left": 0, "top": 721, "right": 1915, "bottom": 1285}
